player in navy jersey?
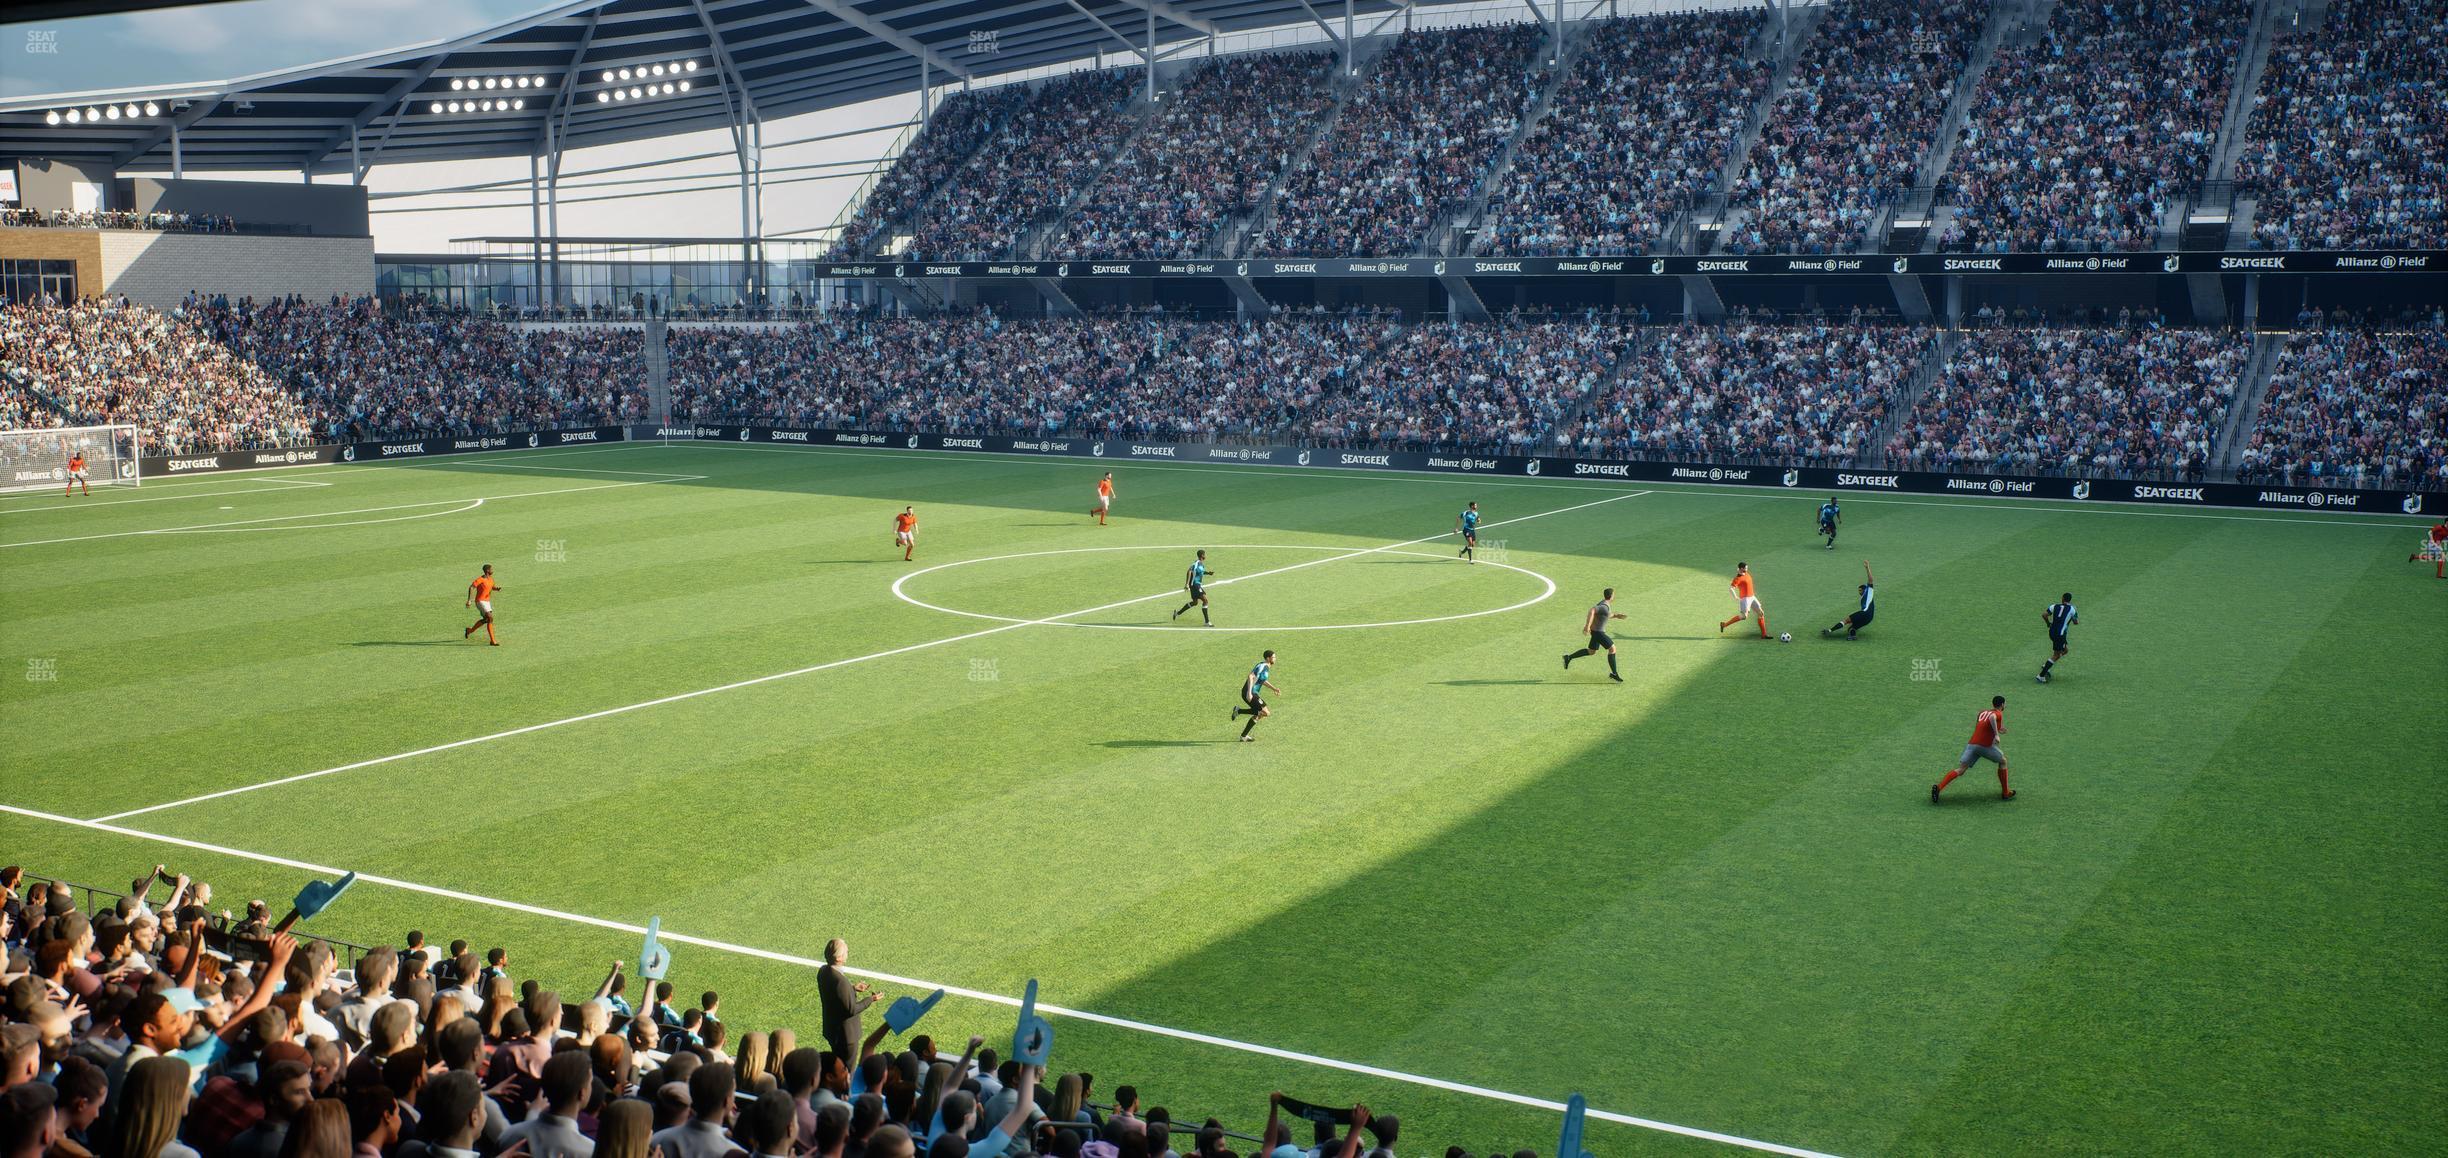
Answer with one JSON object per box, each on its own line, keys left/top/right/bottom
{"left": 1817, "top": 498, "right": 1841, "bottom": 550}
{"left": 2038, "top": 594, "right": 2078, "bottom": 683}
{"left": 1174, "top": 550, "right": 1215, "bottom": 625}
{"left": 1230, "top": 650, "right": 1284, "bottom": 740}
{"left": 1456, "top": 502, "right": 1481, "bottom": 563}
{"left": 1820, "top": 560, "right": 1875, "bottom": 640}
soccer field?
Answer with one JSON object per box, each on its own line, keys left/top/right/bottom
{"left": 4, "top": 441, "right": 2442, "bottom": 1156}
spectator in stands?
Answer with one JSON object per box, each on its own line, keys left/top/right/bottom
{"left": 2234, "top": 0, "right": 2447, "bottom": 250}
{"left": 2237, "top": 326, "right": 2446, "bottom": 488}
{"left": 500, "top": 1053, "right": 594, "bottom": 1158}
{"left": 650, "top": 1065, "right": 736, "bottom": 1158}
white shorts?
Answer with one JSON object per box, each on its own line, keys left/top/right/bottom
{"left": 1731, "top": 595, "right": 1762, "bottom": 617}
{"left": 896, "top": 531, "right": 914, "bottom": 545}
{"left": 1095, "top": 492, "right": 1111, "bottom": 508}
{"left": 68, "top": 469, "right": 87, "bottom": 480}
{"left": 476, "top": 599, "right": 493, "bottom": 615}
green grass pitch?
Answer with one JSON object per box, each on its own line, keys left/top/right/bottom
{"left": 3, "top": 442, "right": 2442, "bottom": 1156}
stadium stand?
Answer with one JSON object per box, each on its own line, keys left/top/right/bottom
{"left": 1476, "top": 11, "right": 1770, "bottom": 257}
{"left": 1724, "top": 0, "right": 1984, "bottom": 255}
{"left": 1054, "top": 50, "right": 1339, "bottom": 259}
{"left": 1294, "top": 315, "right": 1619, "bottom": 451}
{"left": 0, "top": 299, "right": 643, "bottom": 454}
{"left": 2231, "top": 0, "right": 2448, "bottom": 250}
{"left": 1885, "top": 325, "right": 2249, "bottom": 479}
{"left": 2235, "top": 327, "right": 2447, "bottom": 489}
{"left": 1557, "top": 321, "right": 1925, "bottom": 465}
{"left": 830, "top": 89, "right": 1025, "bottom": 259}
{"left": 1939, "top": 0, "right": 2250, "bottom": 253}
{"left": 904, "top": 71, "right": 1139, "bottom": 261}
{"left": 1254, "top": 24, "right": 1547, "bottom": 256}
{"left": 2, "top": 208, "right": 238, "bottom": 233}
{"left": 0, "top": 864, "right": 1445, "bottom": 1158}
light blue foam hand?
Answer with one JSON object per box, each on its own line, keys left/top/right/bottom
{"left": 885, "top": 988, "right": 944, "bottom": 1034}
{"left": 1557, "top": 1094, "right": 1591, "bottom": 1158}
{"left": 290, "top": 871, "right": 356, "bottom": 922}
{"left": 1012, "top": 978, "right": 1054, "bottom": 1065}
{"left": 639, "top": 917, "right": 672, "bottom": 980}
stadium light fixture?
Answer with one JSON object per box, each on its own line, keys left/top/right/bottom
{"left": 104, "top": 105, "right": 119, "bottom": 120}
{"left": 451, "top": 78, "right": 465, "bottom": 90}
{"left": 84, "top": 106, "right": 100, "bottom": 121}
{"left": 432, "top": 101, "right": 444, "bottom": 113}
{"left": 143, "top": 102, "right": 158, "bottom": 116}
{"left": 45, "top": 110, "right": 60, "bottom": 125}
{"left": 597, "top": 92, "right": 609, "bottom": 103}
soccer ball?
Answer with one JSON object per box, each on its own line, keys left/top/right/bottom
{"left": 1778, "top": 633, "right": 1792, "bottom": 643}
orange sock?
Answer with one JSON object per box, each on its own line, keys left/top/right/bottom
{"left": 1935, "top": 769, "right": 1962, "bottom": 790}
{"left": 1758, "top": 616, "right": 1770, "bottom": 638}
{"left": 484, "top": 623, "right": 498, "bottom": 644}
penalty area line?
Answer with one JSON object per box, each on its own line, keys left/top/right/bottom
{"left": 90, "top": 490, "right": 1646, "bottom": 823}
{"left": 0, "top": 803, "right": 1838, "bottom": 1158}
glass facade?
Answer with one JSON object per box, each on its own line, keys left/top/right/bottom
{"left": 378, "top": 238, "right": 841, "bottom": 317}
{"left": 0, "top": 259, "right": 79, "bottom": 305}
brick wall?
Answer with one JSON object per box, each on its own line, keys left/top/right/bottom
{"left": 94, "top": 232, "right": 375, "bottom": 307}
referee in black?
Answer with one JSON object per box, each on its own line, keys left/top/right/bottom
{"left": 1563, "top": 588, "right": 1627, "bottom": 682}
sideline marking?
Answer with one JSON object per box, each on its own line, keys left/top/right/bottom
{"left": 650, "top": 440, "right": 2431, "bottom": 527}
{"left": 91, "top": 490, "right": 1645, "bottom": 822}
{"left": 0, "top": 475, "right": 703, "bottom": 549}
{"left": 0, "top": 802, "right": 1839, "bottom": 1158}
{"left": 893, "top": 543, "right": 1557, "bottom": 632}
{"left": 0, "top": 477, "right": 331, "bottom": 514}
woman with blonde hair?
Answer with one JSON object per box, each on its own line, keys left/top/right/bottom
{"left": 104, "top": 1056, "right": 195, "bottom": 1158}
{"left": 766, "top": 1028, "right": 795, "bottom": 1082}
{"left": 594, "top": 1097, "right": 654, "bottom": 1158}
{"left": 735, "top": 1031, "right": 771, "bottom": 1088}
{"left": 477, "top": 974, "right": 518, "bottom": 1040}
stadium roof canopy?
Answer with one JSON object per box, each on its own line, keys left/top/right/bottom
{"left": 0, "top": 0, "right": 1455, "bottom": 178}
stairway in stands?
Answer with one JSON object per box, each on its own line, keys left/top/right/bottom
{"left": 1446, "top": 17, "right": 1584, "bottom": 258}
{"left": 2210, "top": 330, "right": 2286, "bottom": 481}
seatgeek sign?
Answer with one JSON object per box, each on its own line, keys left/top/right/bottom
{"left": 666, "top": 426, "right": 2441, "bottom": 516}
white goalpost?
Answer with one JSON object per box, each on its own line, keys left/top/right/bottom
{"left": 0, "top": 424, "right": 142, "bottom": 495}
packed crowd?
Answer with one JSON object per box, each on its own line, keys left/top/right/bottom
{"left": 905, "top": 72, "right": 1139, "bottom": 261}
{"left": 1, "top": 209, "right": 238, "bottom": 233}
{"left": 1558, "top": 322, "right": 1925, "bottom": 464}
{"left": 2232, "top": 0, "right": 2448, "bottom": 250}
{"left": 0, "top": 298, "right": 643, "bottom": 454}
{"left": 1255, "top": 25, "right": 1545, "bottom": 257}
{"left": 1725, "top": 0, "right": 1983, "bottom": 255}
{"left": 2236, "top": 327, "right": 2447, "bottom": 489}
{"left": 0, "top": 300, "right": 324, "bottom": 455}
{"left": 831, "top": 91, "right": 1024, "bottom": 259}
{"left": 668, "top": 315, "right": 994, "bottom": 430}
{"left": 1476, "top": 12, "right": 1769, "bottom": 257}
{"left": 0, "top": 863, "right": 1469, "bottom": 1158}
{"left": 1075, "top": 312, "right": 1399, "bottom": 441}
{"left": 1885, "top": 325, "right": 2250, "bottom": 478}
{"left": 1295, "top": 317, "right": 1619, "bottom": 452}
{"left": 1940, "top": 0, "right": 2249, "bottom": 252}
{"left": 1054, "top": 51, "right": 1338, "bottom": 259}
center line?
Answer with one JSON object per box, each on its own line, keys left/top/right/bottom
{"left": 90, "top": 491, "right": 1647, "bottom": 823}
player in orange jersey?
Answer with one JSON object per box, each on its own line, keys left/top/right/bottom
{"left": 65, "top": 452, "right": 89, "bottom": 497}
{"left": 1717, "top": 562, "right": 1769, "bottom": 638}
{"left": 463, "top": 565, "right": 503, "bottom": 646}
{"left": 1932, "top": 695, "right": 2013, "bottom": 802}
{"left": 1090, "top": 472, "right": 1115, "bottom": 525}
{"left": 893, "top": 506, "right": 918, "bottom": 561}
{"left": 2412, "top": 519, "right": 2447, "bottom": 579}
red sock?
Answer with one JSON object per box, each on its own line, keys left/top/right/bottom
{"left": 1936, "top": 769, "right": 1962, "bottom": 790}
{"left": 1997, "top": 766, "right": 2010, "bottom": 792}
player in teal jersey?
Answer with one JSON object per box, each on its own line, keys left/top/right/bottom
{"left": 1174, "top": 550, "right": 1215, "bottom": 625}
{"left": 1456, "top": 502, "right": 1481, "bottom": 563}
{"left": 1231, "top": 650, "right": 1284, "bottom": 741}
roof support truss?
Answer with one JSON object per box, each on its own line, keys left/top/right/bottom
{"left": 300, "top": 56, "right": 444, "bottom": 175}
{"left": 798, "top": 0, "right": 972, "bottom": 81}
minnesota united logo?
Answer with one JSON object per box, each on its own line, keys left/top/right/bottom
{"left": 1780, "top": 469, "right": 1799, "bottom": 487}
{"left": 1056, "top": 264, "right": 1070, "bottom": 277}
{"left": 907, "top": 435, "right": 919, "bottom": 449}
{"left": 2071, "top": 481, "right": 2091, "bottom": 500}
{"left": 1296, "top": 450, "right": 1311, "bottom": 466}
{"left": 894, "top": 265, "right": 907, "bottom": 278}
{"left": 2404, "top": 493, "right": 2425, "bottom": 515}
{"left": 1432, "top": 261, "right": 1446, "bottom": 276}
{"left": 342, "top": 446, "right": 357, "bottom": 462}
{"left": 1892, "top": 257, "right": 1909, "bottom": 274}
{"left": 528, "top": 433, "right": 540, "bottom": 447}
{"left": 1236, "top": 262, "right": 1249, "bottom": 277}
{"left": 2161, "top": 255, "right": 2181, "bottom": 273}
{"left": 1525, "top": 460, "right": 1541, "bottom": 476}
{"left": 739, "top": 429, "right": 751, "bottom": 441}
{"left": 1091, "top": 442, "right": 1106, "bottom": 457}
{"left": 1650, "top": 258, "right": 1666, "bottom": 275}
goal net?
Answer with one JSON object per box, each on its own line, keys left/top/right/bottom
{"left": 0, "top": 424, "right": 141, "bottom": 494}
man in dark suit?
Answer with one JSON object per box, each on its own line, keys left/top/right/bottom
{"left": 817, "top": 939, "right": 877, "bottom": 1061}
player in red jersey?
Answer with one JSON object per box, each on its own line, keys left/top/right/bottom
{"left": 2412, "top": 519, "right": 2447, "bottom": 579}
{"left": 1932, "top": 695, "right": 2012, "bottom": 802}
{"left": 894, "top": 506, "right": 918, "bottom": 561}
{"left": 65, "top": 452, "right": 90, "bottom": 497}
{"left": 463, "top": 565, "right": 503, "bottom": 646}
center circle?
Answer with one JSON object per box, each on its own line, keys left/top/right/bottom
{"left": 891, "top": 544, "right": 1557, "bottom": 633}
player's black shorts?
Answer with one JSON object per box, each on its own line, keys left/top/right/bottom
{"left": 1587, "top": 631, "right": 1613, "bottom": 650}
{"left": 2048, "top": 632, "right": 2069, "bottom": 653}
{"left": 1241, "top": 692, "right": 1266, "bottom": 712}
{"left": 1462, "top": 529, "right": 1478, "bottom": 544}
{"left": 1187, "top": 582, "right": 1205, "bottom": 600}
{"left": 1849, "top": 607, "right": 1874, "bottom": 627}
{"left": 1819, "top": 519, "right": 1835, "bottom": 533}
